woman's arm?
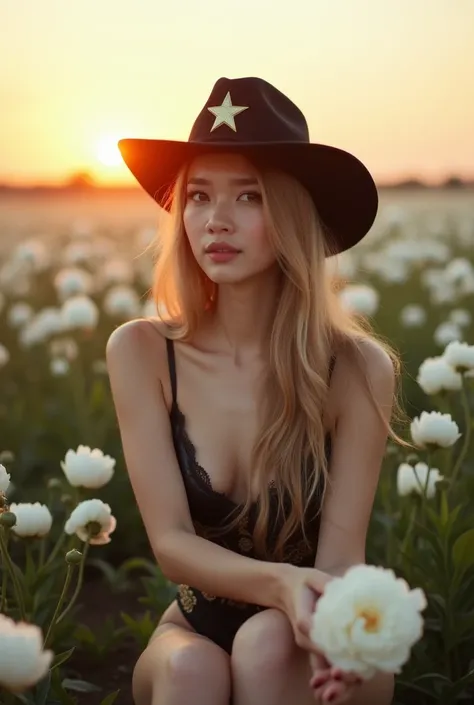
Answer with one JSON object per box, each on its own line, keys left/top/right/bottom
{"left": 106, "top": 320, "right": 298, "bottom": 611}
{"left": 308, "top": 339, "right": 396, "bottom": 704}
{"left": 313, "top": 338, "right": 396, "bottom": 577}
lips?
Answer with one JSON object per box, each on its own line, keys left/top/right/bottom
{"left": 205, "top": 242, "right": 241, "bottom": 253}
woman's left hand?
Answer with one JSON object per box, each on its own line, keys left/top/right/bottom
{"left": 309, "top": 652, "right": 363, "bottom": 704}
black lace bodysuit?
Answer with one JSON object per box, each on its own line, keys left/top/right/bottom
{"left": 166, "top": 337, "right": 334, "bottom": 655}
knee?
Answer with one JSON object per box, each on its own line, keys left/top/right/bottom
{"left": 133, "top": 636, "right": 230, "bottom": 704}
{"left": 166, "top": 639, "right": 230, "bottom": 687}
{"left": 231, "top": 609, "right": 297, "bottom": 676}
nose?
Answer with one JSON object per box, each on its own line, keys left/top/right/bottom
{"left": 205, "top": 202, "right": 234, "bottom": 234}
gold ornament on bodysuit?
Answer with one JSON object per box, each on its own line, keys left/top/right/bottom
{"left": 207, "top": 91, "right": 249, "bottom": 132}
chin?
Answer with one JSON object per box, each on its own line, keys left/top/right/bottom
{"left": 205, "top": 270, "right": 249, "bottom": 285}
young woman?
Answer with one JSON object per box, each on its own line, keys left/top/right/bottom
{"left": 107, "top": 77, "right": 399, "bottom": 705}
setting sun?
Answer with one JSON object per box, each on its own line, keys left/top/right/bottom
{"left": 96, "top": 136, "right": 123, "bottom": 167}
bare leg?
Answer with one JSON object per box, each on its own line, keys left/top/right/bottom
{"left": 133, "top": 622, "right": 231, "bottom": 705}
{"left": 231, "top": 609, "right": 315, "bottom": 705}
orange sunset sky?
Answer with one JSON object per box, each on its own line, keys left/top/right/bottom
{"left": 1, "top": 0, "right": 474, "bottom": 187}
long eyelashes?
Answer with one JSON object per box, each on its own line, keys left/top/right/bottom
{"left": 186, "top": 190, "right": 262, "bottom": 203}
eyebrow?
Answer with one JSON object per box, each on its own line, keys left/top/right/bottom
{"left": 186, "top": 177, "right": 259, "bottom": 186}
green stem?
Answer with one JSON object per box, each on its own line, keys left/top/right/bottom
{"left": 0, "top": 529, "right": 10, "bottom": 612}
{"left": 0, "top": 528, "right": 26, "bottom": 621}
{"left": 42, "top": 531, "right": 67, "bottom": 570}
{"left": 55, "top": 541, "right": 90, "bottom": 625}
{"left": 448, "top": 376, "right": 472, "bottom": 495}
{"left": 70, "top": 355, "right": 91, "bottom": 444}
{"left": 43, "top": 564, "right": 75, "bottom": 649}
{"left": 38, "top": 536, "right": 46, "bottom": 570}
{"left": 401, "top": 501, "right": 417, "bottom": 560}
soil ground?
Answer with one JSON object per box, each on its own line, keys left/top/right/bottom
{"left": 65, "top": 580, "right": 150, "bottom": 705}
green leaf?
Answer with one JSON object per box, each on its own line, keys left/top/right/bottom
{"left": 450, "top": 666, "right": 474, "bottom": 697}
{"left": 73, "top": 624, "right": 96, "bottom": 644}
{"left": 51, "top": 647, "right": 75, "bottom": 671}
{"left": 395, "top": 678, "right": 436, "bottom": 697}
{"left": 412, "top": 672, "right": 452, "bottom": 685}
{"left": 119, "top": 557, "right": 157, "bottom": 576}
{"left": 99, "top": 692, "right": 120, "bottom": 705}
{"left": 61, "top": 678, "right": 101, "bottom": 693}
{"left": 453, "top": 529, "right": 474, "bottom": 570}
{"left": 34, "top": 671, "right": 51, "bottom": 705}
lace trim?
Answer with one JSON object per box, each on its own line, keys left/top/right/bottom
{"left": 173, "top": 405, "right": 277, "bottom": 507}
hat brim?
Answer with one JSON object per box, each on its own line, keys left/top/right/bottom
{"left": 118, "top": 138, "right": 378, "bottom": 254}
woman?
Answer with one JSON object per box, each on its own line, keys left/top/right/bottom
{"left": 107, "top": 77, "right": 399, "bottom": 705}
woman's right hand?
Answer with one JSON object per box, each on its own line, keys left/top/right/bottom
{"left": 278, "top": 564, "right": 333, "bottom": 654}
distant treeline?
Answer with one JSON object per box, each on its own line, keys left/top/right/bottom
{"left": 0, "top": 173, "right": 473, "bottom": 195}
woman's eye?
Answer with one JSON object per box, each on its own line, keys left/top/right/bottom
{"left": 239, "top": 191, "right": 262, "bottom": 202}
{"left": 186, "top": 190, "right": 207, "bottom": 202}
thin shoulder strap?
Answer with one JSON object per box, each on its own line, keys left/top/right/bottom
{"left": 165, "top": 337, "right": 178, "bottom": 408}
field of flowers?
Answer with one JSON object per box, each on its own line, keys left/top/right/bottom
{"left": 0, "top": 192, "right": 473, "bottom": 705}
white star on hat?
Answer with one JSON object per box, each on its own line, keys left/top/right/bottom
{"left": 207, "top": 91, "right": 249, "bottom": 132}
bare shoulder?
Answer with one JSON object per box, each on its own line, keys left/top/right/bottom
{"left": 106, "top": 318, "right": 174, "bottom": 384}
{"left": 333, "top": 337, "right": 396, "bottom": 413}
{"left": 106, "top": 317, "right": 168, "bottom": 365}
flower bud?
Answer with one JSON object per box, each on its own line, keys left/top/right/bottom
{"left": 0, "top": 511, "right": 17, "bottom": 528}
{"left": 0, "top": 450, "right": 14, "bottom": 464}
{"left": 47, "top": 478, "right": 62, "bottom": 490}
{"left": 65, "top": 549, "right": 82, "bottom": 565}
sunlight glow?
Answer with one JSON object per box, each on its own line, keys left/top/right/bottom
{"left": 96, "top": 136, "right": 122, "bottom": 167}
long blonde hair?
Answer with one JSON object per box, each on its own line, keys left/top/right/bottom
{"left": 150, "top": 157, "right": 406, "bottom": 560}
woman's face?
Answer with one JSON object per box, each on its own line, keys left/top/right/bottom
{"left": 182, "top": 152, "right": 278, "bottom": 284}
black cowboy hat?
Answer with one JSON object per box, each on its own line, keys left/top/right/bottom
{"left": 118, "top": 76, "right": 378, "bottom": 254}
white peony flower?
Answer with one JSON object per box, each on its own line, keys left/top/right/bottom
{"left": 101, "top": 258, "right": 135, "bottom": 286}
{"left": 416, "top": 356, "right": 462, "bottom": 395}
{"left": 0, "top": 614, "right": 53, "bottom": 692}
{"left": 0, "top": 344, "right": 10, "bottom": 368}
{"left": 50, "top": 357, "right": 70, "bottom": 376}
{"left": 54, "top": 267, "right": 94, "bottom": 301}
{"left": 0, "top": 463, "right": 11, "bottom": 493}
{"left": 442, "top": 340, "right": 474, "bottom": 372}
{"left": 434, "top": 321, "right": 462, "bottom": 348}
{"left": 142, "top": 298, "right": 157, "bottom": 318}
{"left": 339, "top": 284, "right": 379, "bottom": 317}
{"left": 399, "top": 304, "right": 426, "bottom": 328}
{"left": 13, "top": 239, "right": 50, "bottom": 272}
{"left": 410, "top": 411, "right": 461, "bottom": 449}
{"left": 64, "top": 498, "right": 117, "bottom": 545}
{"left": 49, "top": 337, "right": 79, "bottom": 361}
{"left": 103, "top": 285, "right": 141, "bottom": 319}
{"left": 444, "top": 257, "right": 474, "bottom": 284}
{"left": 61, "top": 445, "right": 115, "bottom": 489}
{"left": 310, "top": 564, "right": 426, "bottom": 679}
{"left": 7, "top": 302, "right": 33, "bottom": 329}
{"left": 8, "top": 502, "right": 53, "bottom": 538}
{"left": 397, "top": 462, "right": 444, "bottom": 498}
{"left": 61, "top": 294, "right": 99, "bottom": 330}
{"left": 19, "top": 307, "right": 64, "bottom": 347}
{"left": 449, "top": 308, "right": 471, "bottom": 328}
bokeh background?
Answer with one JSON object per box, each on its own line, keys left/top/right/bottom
{"left": 1, "top": 1, "right": 473, "bottom": 704}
